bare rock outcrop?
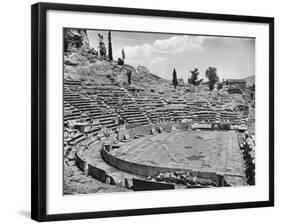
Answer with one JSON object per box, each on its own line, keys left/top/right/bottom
{"left": 64, "top": 29, "right": 91, "bottom": 52}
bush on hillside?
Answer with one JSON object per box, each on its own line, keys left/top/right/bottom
{"left": 117, "top": 58, "right": 124, "bottom": 65}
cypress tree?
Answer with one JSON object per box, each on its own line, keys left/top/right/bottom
{"left": 108, "top": 31, "right": 113, "bottom": 61}
{"left": 122, "top": 49, "right": 125, "bottom": 60}
{"left": 172, "top": 68, "right": 178, "bottom": 89}
{"left": 127, "top": 70, "right": 132, "bottom": 85}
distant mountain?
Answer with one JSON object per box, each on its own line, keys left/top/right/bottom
{"left": 242, "top": 75, "right": 255, "bottom": 85}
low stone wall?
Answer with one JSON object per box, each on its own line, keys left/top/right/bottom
{"left": 75, "top": 152, "right": 85, "bottom": 171}
{"left": 75, "top": 152, "right": 115, "bottom": 185}
{"left": 88, "top": 164, "right": 115, "bottom": 185}
{"left": 76, "top": 150, "right": 175, "bottom": 190}
{"left": 117, "top": 122, "right": 190, "bottom": 141}
{"left": 132, "top": 178, "right": 175, "bottom": 191}
{"left": 101, "top": 146, "right": 192, "bottom": 177}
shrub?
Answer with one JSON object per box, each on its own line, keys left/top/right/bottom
{"left": 117, "top": 58, "right": 124, "bottom": 65}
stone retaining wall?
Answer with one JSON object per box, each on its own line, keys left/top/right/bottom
{"left": 117, "top": 123, "right": 190, "bottom": 141}
{"left": 76, "top": 149, "right": 174, "bottom": 190}
{"left": 101, "top": 146, "right": 193, "bottom": 177}
{"left": 132, "top": 178, "right": 175, "bottom": 191}
{"left": 75, "top": 152, "right": 115, "bottom": 185}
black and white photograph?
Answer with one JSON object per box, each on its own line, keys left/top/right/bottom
{"left": 63, "top": 28, "right": 256, "bottom": 195}
{"left": 29, "top": 1, "right": 274, "bottom": 222}
{"left": 0, "top": 0, "right": 277, "bottom": 223}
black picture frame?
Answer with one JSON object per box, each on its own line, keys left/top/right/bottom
{"left": 31, "top": 2, "right": 274, "bottom": 222}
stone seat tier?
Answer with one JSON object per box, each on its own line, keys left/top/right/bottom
{"left": 126, "top": 117, "right": 149, "bottom": 122}
{"left": 86, "top": 112, "right": 104, "bottom": 118}
{"left": 66, "top": 101, "right": 99, "bottom": 106}
{"left": 64, "top": 95, "right": 82, "bottom": 98}
{"left": 64, "top": 106, "right": 80, "bottom": 111}
{"left": 121, "top": 112, "right": 146, "bottom": 117}
{"left": 120, "top": 113, "right": 145, "bottom": 117}
{"left": 127, "top": 120, "right": 150, "bottom": 125}
{"left": 94, "top": 114, "right": 117, "bottom": 119}
{"left": 66, "top": 98, "right": 100, "bottom": 103}
{"left": 67, "top": 132, "right": 84, "bottom": 141}
{"left": 64, "top": 115, "right": 81, "bottom": 121}
{"left": 78, "top": 107, "right": 102, "bottom": 112}
{"left": 84, "top": 127, "right": 101, "bottom": 135}
{"left": 125, "top": 114, "right": 148, "bottom": 119}
{"left": 74, "top": 104, "right": 101, "bottom": 108}
{"left": 99, "top": 120, "right": 115, "bottom": 125}
{"left": 69, "top": 135, "right": 86, "bottom": 146}
{"left": 64, "top": 113, "right": 82, "bottom": 118}
{"left": 65, "top": 111, "right": 81, "bottom": 116}
{"left": 64, "top": 112, "right": 81, "bottom": 117}
{"left": 106, "top": 123, "right": 119, "bottom": 129}
{"left": 64, "top": 92, "right": 81, "bottom": 95}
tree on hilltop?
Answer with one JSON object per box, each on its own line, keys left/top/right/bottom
{"left": 205, "top": 67, "right": 219, "bottom": 91}
{"left": 118, "top": 49, "right": 125, "bottom": 65}
{"left": 122, "top": 49, "right": 125, "bottom": 60}
{"left": 172, "top": 68, "right": 178, "bottom": 89}
{"left": 98, "top": 33, "right": 106, "bottom": 58}
{"left": 188, "top": 68, "right": 203, "bottom": 86}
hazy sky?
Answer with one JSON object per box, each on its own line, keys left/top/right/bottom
{"left": 87, "top": 30, "right": 255, "bottom": 81}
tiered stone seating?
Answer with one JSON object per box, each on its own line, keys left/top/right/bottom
{"left": 219, "top": 111, "right": 241, "bottom": 124}
{"left": 119, "top": 105, "right": 150, "bottom": 126}
{"left": 83, "top": 85, "right": 151, "bottom": 126}
{"left": 98, "top": 115, "right": 118, "bottom": 129}
{"left": 166, "top": 98, "right": 186, "bottom": 105}
{"left": 147, "top": 108, "right": 171, "bottom": 123}
{"left": 192, "top": 111, "right": 217, "bottom": 123}
{"left": 64, "top": 101, "right": 83, "bottom": 122}
{"left": 64, "top": 130, "right": 86, "bottom": 146}
{"left": 84, "top": 85, "right": 136, "bottom": 113}
{"left": 64, "top": 80, "right": 251, "bottom": 132}
{"left": 166, "top": 107, "right": 189, "bottom": 121}
{"left": 84, "top": 124, "right": 102, "bottom": 135}
{"left": 134, "top": 93, "right": 165, "bottom": 110}
{"left": 64, "top": 87, "right": 117, "bottom": 129}
{"left": 64, "top": 80, "right": 81, "bottom": 86}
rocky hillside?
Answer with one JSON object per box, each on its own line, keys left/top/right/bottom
{"left": 63, "top": 29, "right": 170, "bottom": 92}
{"left": 242, "top": 75, "right": 255, "bottom": 86}
{"left": 64, "top": 29, "right": 91, "bottom": 52}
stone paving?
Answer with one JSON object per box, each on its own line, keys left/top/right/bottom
{"left": 111, "top": 130, "right": 246, "bottom": 181}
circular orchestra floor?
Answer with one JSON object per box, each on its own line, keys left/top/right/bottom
{"left": 110, "top": 130, "right": 244, "bottom": 177}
